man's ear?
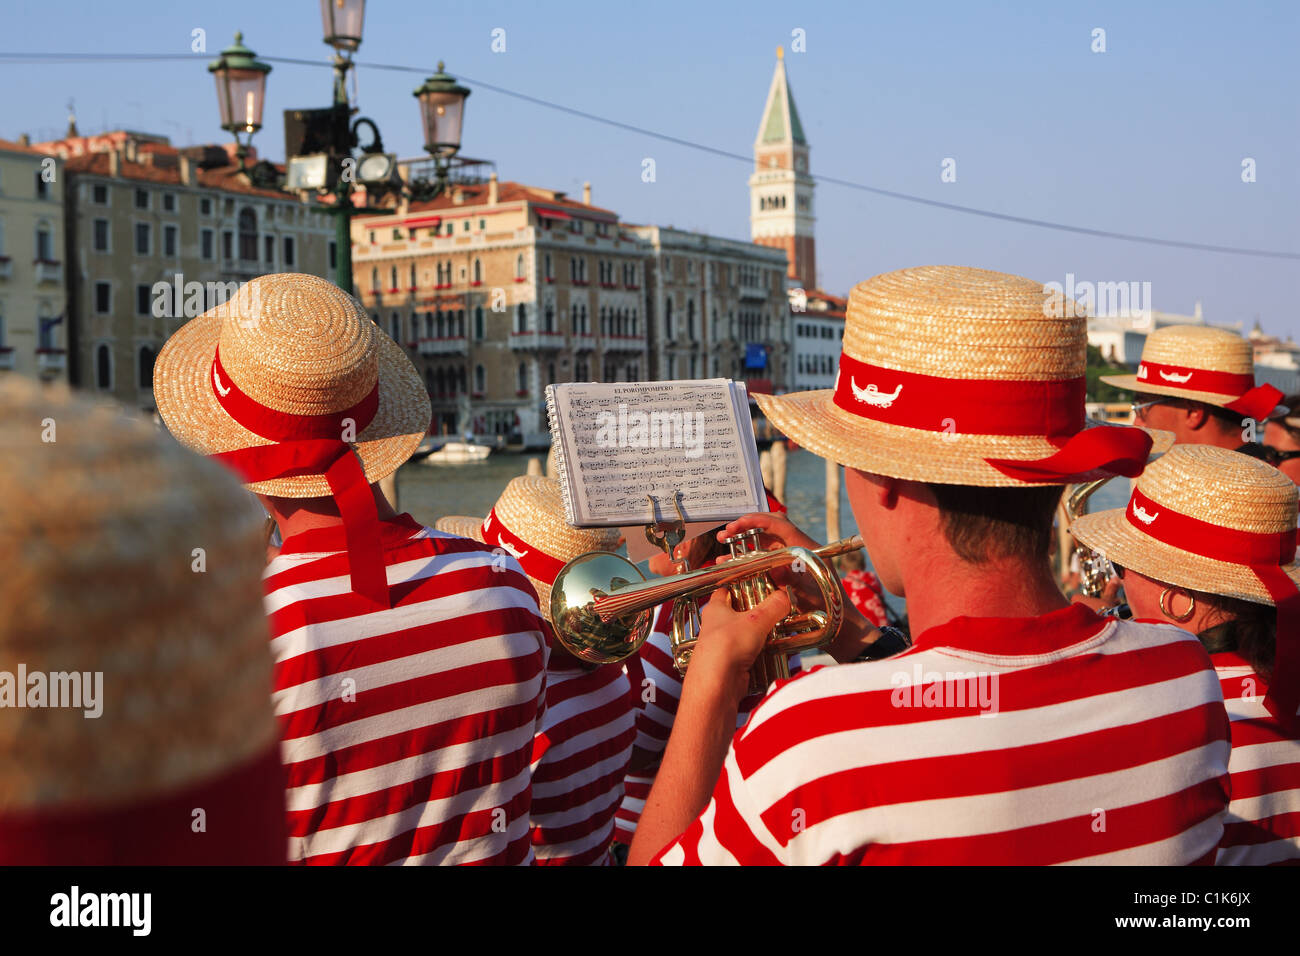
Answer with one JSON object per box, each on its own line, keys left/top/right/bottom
{"left": 1184, "top": 402, "right": 1210, "bottom": 431}
{"left": 875, "top": 473, "right": 902, "bottom": 509}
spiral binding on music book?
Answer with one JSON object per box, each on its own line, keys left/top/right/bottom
{"left": 544, "top": 384, "right": 578, "bottom": 525}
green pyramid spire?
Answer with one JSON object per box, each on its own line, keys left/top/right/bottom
{"left": 758, "top": 50, "right": 807, "bottom": 146}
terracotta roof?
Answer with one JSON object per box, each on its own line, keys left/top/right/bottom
{"left": 63, "top": 152, "right": 301, "bottom": 200}
{"left": 0, "top": 138, "right": 48, "bottom": 156}
{"left": 356, "top": 179, "right": 617, "bottom": 220}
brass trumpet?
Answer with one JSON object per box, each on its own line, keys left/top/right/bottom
{"left": 1065, "top": 478, "right": 1115, "bottom": 597}
{"left": 549, "top": 531, "right": 863, "bottom": 692}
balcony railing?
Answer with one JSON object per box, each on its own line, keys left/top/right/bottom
{"left": 738, "top": 282, "right": 768, "bottom": 301}
{"left": 418, "top": 336, "right": 469, "bottom": 356}
{"left": 572, "top": 333, "right": 596, "bottom": 352}
{"left": 509, "top": 330, "right": 566, "bottom": 351}
{"left": 36, "top": 348, "right": 67, "bottom": 376}
{"left": 602, "top": 335, "right": 645, "bottom": 352}
{"left": 34, "top": 260, "right": 63, "bottom": 284}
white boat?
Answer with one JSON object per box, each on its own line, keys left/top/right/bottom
{"left": 417, "top": 441, "right": 492, "bottom": 464}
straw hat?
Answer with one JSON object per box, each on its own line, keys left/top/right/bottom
{"left": 1071, "top": 444, "right": 1300, "bottom": 605}
{"left": 436, "top": 475, "right": 619, "bottom": 621}
{"left": 755, "top": 265, "right": 1164, "bottom": 486}
{"left": 153, "top": 272, "right": 431, "bottom": 498}
{"left": 1100, "top": 324, "right": 1284, "bottom": 417}
{"left": 0, "top": 378, "right": 282, "bottom": 862}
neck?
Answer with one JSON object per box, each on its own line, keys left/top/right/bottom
{"left": 900, "top": 551, "right": 1069, "bottom": 638}
{"left": 264, "top": 484, "right": 398, "bottom": 541}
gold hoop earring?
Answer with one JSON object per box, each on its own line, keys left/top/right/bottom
{"left": 1159, "top": 587, "right": 1195, "bottom": 623}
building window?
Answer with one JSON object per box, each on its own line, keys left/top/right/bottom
{"left": 391, "top": 313, "right": 401, "bottom": 341}
{"left": 515, "top": 303, "right": 527, "bottom": 333}
{"left": 473, "top": 258, "right": 482, "bottom": 284}
{"left": 164, "top": 224, "right": 178, "bottom": 257}
{"left": 474, "top": 306, "right": 485, "bottom": 340}
{"left": 138, "top": 346, "right": 156, "bottom": 389}
{"left": 162, "top": 192, "right": 176, "bottom": 212}
{"left": 201, "top": 228, "right": 214, "bottom": 260}
{"left": 136, "top": 284, "right": 151, "bottom": 316}
{"left": 517, "top": 362, "right": 528, "bottom": 393}
{"left": 264, "top": 235, "right": 275, "bottom": 266}
{"left": 35, "top": 223, "right": 54, "bottom": 261}
{"left": 371, "top": 267, "right": 380, "bottom": 294}
{"left": 328, "top": 240, "right": 337, "bottom": 271}
{"left": 545, "top": 253, "right": 553, "bottom": 280}
{"left": 222, "top": 230, "right": 234, "bottom": 260}
{"left": 475, "top": 365, "right": 485, "bottom": 393}
{"left": 544, "top": 305, "right": 554, "bottom": 333}
{"left": 200, "top": 196, "right": 212, "bottom": 216}
{"left": 92, "top": 183, "right": 108, "bottom": 205}
{"left": 94, "top": 282, "right": 112, "bottom": 314}
{"left": 91, "top": 218, "right": 109, "bottom": 253}
{"left": 283, "top": 236, "right": 296, "bottom": 268}
{"left": 390, "top": 266, "right": 398, "bottom": 290}
{"left": 665, "top": 299, "right": 674, "bottom": 339}
{"left": 95, "top": 344, "right": 112, "bottom": 390}
{"left": 515, "top": 254, "right": 524, "bottom": 280}
{"left": 134, "top": 222, "right": 150, "bottom": 256}
{"left": 134, "top": 189, "right": 149, "bottom": 210}
{"left": 238, "top": 208, "right": 257, "bottom": 260}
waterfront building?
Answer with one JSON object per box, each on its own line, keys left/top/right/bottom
{"left": 0, "top": 138, "right": 67, "bottom": 382}
{"left": 29, "top": 128, "right": 334, "bottom": 411}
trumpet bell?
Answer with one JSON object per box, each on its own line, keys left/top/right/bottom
{"left": 549, "top": 551, "right": 655, "bottom": 665}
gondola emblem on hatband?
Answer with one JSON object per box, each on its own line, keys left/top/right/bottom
{"left": 213, "top": 366, "right": 232, "bottom": 398}
{"left": 1132, "top": 503, "right": 1159, "bottom": 525}
{"left": 1158, "top": 370, "right": 1193, "bottom": 384}
{"left": 851, "top": 379, "right": 903, "bottom": 409}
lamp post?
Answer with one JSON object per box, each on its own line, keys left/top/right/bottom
{"left": 206, "top": 3, "right": 470, "bottom": 295}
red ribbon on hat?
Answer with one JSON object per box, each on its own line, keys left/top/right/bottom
{"left": 1135, "top": 360, "right": 1283, "bottom": 420}
{"left": 1125, "top": 487, "right": 1300, "bottom": 732}
{"left": 208, "top": 348, "right": 390, "bottom": 608}
{"left": 831, "top": 354, "right": 1151, "bottom": 482}
{"left": 480, "top": 508, "right": 566, "bottom": 584}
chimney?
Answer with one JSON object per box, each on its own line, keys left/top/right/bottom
{"left": 109, "top": 148, "right": 121, "bottom": 177}
{"left": 583, "top": 181, "right": 591, "bottom": 206}
{"left": 488, "top": 171, "right": 498, "bottom": 205}
{"left": 452, "top": 187, "right": 465, "bottom": 205}
{"left": 17, "top": 133, "right": 30, "bottom": 146}
{"left": 179, "top": 155, "right": 195, "bottom": 186}
{"left": 124, "top": 139, "right": 137, "bottom": 163}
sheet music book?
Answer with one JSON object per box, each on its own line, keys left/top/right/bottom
{"left": 545, "top": 379, "right": 768, "bottom": 528}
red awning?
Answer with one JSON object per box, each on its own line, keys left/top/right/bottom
{"left": 403, "top": 215, "right": 443, "bottom": 228}
{"left": 536, "top": 207, "right": 573, "bottom": 221}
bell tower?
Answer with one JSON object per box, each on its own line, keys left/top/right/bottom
{"left": 748, "top": 47, "right": 815, "bottom": 289}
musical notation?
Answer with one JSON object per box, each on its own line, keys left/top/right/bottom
{"left": 546, "top": 379, "right": 766, "bottom": 527}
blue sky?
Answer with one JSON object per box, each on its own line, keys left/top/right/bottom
{"left": 6, "top": 1, "right": 1298, "bottom": 334}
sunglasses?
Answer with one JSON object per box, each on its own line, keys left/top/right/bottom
{"left": 1262, "top": 445, "right": 1300, "bottom": 466}
{"left": 1130, "top": 398, "right": 1171, "bottom": 421}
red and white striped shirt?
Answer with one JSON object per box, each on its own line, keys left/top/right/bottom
{"left": 615, "top": 601, "right": 799, "bottom": 841}
{"left": 654, "top": 606, "right": 1230, "bottom": 865}
{"left": 530, "top": 636, "right": 637, "bottom": 865}
{"left": 1211, "top": 651, "right": 1300, "bottom": 865}
{"left": 264, "top": 514, "right": 548, "bottom": 865}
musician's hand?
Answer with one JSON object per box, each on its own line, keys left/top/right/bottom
{"left": 718, "top": 512, "right": 820, "bottom": 553}
{"left": 1070, "top": 576, "right": 1122, "bottom": 613}
{"left": 684, "top": 587, "right": 791, "bottom": 706}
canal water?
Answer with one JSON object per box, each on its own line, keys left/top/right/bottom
{"left": 395, "top": 446, "right": 1131, "bottom": 623}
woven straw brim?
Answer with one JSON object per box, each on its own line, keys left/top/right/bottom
{"left": 1099, "top": 374, "right": 1247, "bottom": 409}
{"left": 0, "top": 377, "right": 277, "bottom": 811}
{"left": 154, "top": 308, "right": 431, "bottom": 499}
{"left": 1072, "top": 509, "right": 1300, "bottom": 606}
{"left": 755, "top": 390, "right": 1172, "bottom": 486}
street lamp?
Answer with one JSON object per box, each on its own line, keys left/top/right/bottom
{"left": 206, "top": 16, "right": 470, "bottom": 294}
{"left": 320, "top": 0, "right": 366, "bottom": 54}
{"left": 412, "top": 63, "right": 470, "bottom": 197}
{"left": 208, "top": 32, "right": 272, "bottom": 177}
